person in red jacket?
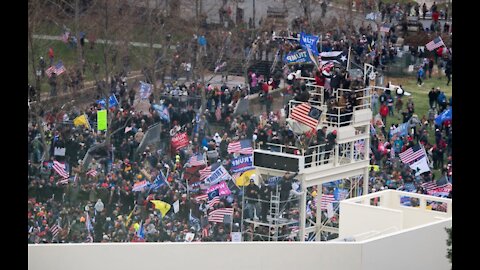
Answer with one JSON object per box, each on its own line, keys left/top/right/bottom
{"left": 379, "top": 102, "right": 389, "bottom": 126}
{"left": 48, "top": 47, "right": 54, "bottom": 66}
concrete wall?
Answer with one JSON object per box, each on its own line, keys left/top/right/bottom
{"left": 339, "top": 201, "right": 403, "bottom": 239}
{"left": 29, "top": 218, "right": 452, "bottom": 270}
{"left": 29, "top": 242, "right": 363, "bottom": 270}
{"left": 361, "top": 219, "right": 452, "bottom": 270}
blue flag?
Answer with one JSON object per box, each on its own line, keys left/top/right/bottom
{"left": 136, "top": 220, "right": 145, "bottom": 239}
{"left": 299, "top": 32, "right": 319, "bottom": 56}
{"left": 389, "top": 122, "right": 409, "bottom": 137}
{"left": 97, "top": 94, "right": 118, "bottom": 109}
{"left": 284, "top": 49, "right": 312, "bottom": 65}
{"left": 434, "top": 108, "right": 452, "bottom": 126}
{"left": 149, "top": 171, "right": 167, "bottom": 192}
{"left": 139, "top": 81, "right": 152, "bottom": 99}
{"left": 152, "top": 104, "right": 170, "bottom": 123}
{"left": 208, "top": 189, "right": 220, "bottom": 201}
{"left": 334, "top": 188, "right": 349, "bottom": 201}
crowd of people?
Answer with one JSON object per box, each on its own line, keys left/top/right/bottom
{"left": 28, "top": 1, "right": 452, "bottom": 244}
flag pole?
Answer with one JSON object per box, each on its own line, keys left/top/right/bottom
{"left": 346, "top": 46, "right": 352, "bottom": 77}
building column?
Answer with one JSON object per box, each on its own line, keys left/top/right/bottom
{"left": 299, "top": 181, "right": 307, "bottom": 242}
{"left": 315, "top": 184, "right": 323, "bottom": 241}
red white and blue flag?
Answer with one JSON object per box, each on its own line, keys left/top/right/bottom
{"left": 320, "top": 194, "right": 336, "bottom": 210}
{"left": 132, "top": 180, "right": 148, "bottom": 192}
{"left": 426, "top": 36, "right": 445, "bottom": 51}
{"left": 188, "top": 153, "right": 206, "bottom": 167}
{"left": 228, "top": 139, "right": 253, "bottom": 155}
{"left": 46, "top": 61, "right": 66, "bottom": 77}
{"left": 399, "top": 144, "right": 426, "bottom": 164}
{"left": 207, "top": 189, "right": 220, "bottom": 209}
{"left": 86, "top": 169, "right": 97, "bottom": 177}
{"left": 53, "top": 160, "right": 69, "bottom": 179}
{"left": 208, "top": 208, "right": 234, "bottom": 223}
{"left": 291, "top": 103, "right": 322, "bottom": 130}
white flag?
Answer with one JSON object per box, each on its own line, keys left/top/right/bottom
{"left": 185, "top": 232, "right": 195, "bottom": 242}
{"left": 326, "top": 203, "right": 334, "bottom": 218}
{"left": 173, "top": 200, "right": 180, "bottom": 213}
{"left": 409, "top": 156, "right": 430, "bottom": 176}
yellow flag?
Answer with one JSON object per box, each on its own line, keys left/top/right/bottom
{"left": 125, "top": 206, "right": 136, "bottom": 228}
{"left": 369, "top": 165, "right": 380, "bottom": 172}
{"left": 150, "top": 200, "right": 171, "bottom": 218}
{"left": 73, "top": 114, "right": 90, "bottom": 129}
{"left": 236, "top": 170, "right": 256, "bottom": 187}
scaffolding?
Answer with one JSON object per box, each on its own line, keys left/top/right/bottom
{"left": 248, "top": 82, "right": 376, "bottom": 242}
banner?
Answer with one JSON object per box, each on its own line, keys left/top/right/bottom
{"left": 231, "top": 155, "right": 254, "bottom": 173}
{"left": 389, "top": 122, "right": 409, "bottom": 137}
{"left": 266, "top": 176, "right": 282, "bottom": 186}
{"left": 54, "top": 147, "right": 66, "bottom": 156}
{"left": 173, "top": 200, "right": 180, "bottom": 213}
{"left": 299, "top": 32, "right": 319, "bottom": 56}
{"left": 431, "top": 184, "right": 452, "bottom": 197}
{"left": 171, "top": 132, "right": 189, "bottom": 151}
{"left": 231, "top": 232, "right": 242, "bottom": 242}
{"left": 207, "top": 181, "right": 232, "bottom": 196}
{"left": 205, "top": 165, "right": 232, "bottom": 185}
{"left": 97, "top": 110, "right": 107, "bottom": 131}
{"left": 284, "top": 49, "right": 312, "bottom": 65}
{"left": 139, "top": 81, "right": 152, "bottom": 99}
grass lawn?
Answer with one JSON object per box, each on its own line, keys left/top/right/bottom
{"left": 381, "top": 70, "right": 452, "bottom": 178}
{"left": 28, "top": 38, "right": 158, "bottom": 92}
{"left": 383, "top": 71, "right": 452, "bottom": 127}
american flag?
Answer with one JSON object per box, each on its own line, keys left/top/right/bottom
{"left": 189, "top": 153, "right": 206, "bottom": 167}
{"left": 380, "top": 23, "right": 392, "bottom": 33}
{"left": 426, "top": 36, "right": 445, "bottom": 51}
{"left": 53, "top": 160, "right": 69, "bottom": 179}
{"left": 45, "top": 61, "right": 66, "bottom": 77}
{"left": 202, "top": 227, "right": 210, "bottom": 238}
{"left": 290, "top": 103, "right": 322, "bottom": 130}
{"left": 86, "top": 169, "right": 97, "bottom": 177}
{"left": 194, "top": 194, "right": 208, "bottom": 203}
{"left": 57, "top": 176, "right": 71, "bottom": 185}
{"left": 207, "top": 189, "right": 220, "bottom": 208}
{"left": 208, "top": 208, "right": 234, "bottom": 223}
{"left": 320, "top": 194, "right": 336, "bottom": 210}
{"left": 227, "top": 139, "right": 254, "bottom": 155}
{"left": 85, "top": 212, "right": 93, "bottom": 233}
{"left": 50, "top": 224, "right": 61, "bottom": 238}
{"left": 199, "top": 166, "right": 212, "bottom": 181}
{"left": 399, "top": 144, "right": 426, "bottom": 164}
{"left": 215, "top": 105, "right": 222, "bottom": 121}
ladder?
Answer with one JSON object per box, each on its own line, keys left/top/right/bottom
{"left": 268, "top": 185, "right": 281, "bottom": 241}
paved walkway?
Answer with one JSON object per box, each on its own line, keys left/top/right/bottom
{"left": 32, "top": 34, "right": 176, "bottom": 49}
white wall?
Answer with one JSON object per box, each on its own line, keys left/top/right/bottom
{"left": 361, "top": 219, "right": 452, "bottom": 270}
{"left": 339, "top": 201, "right": 403, "bottom": 239}
{"left": 29, "top": 242, "right": 363, "bottom": 270}
{"left": 29, "top": 218, "right": 451, "bottom": 270}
